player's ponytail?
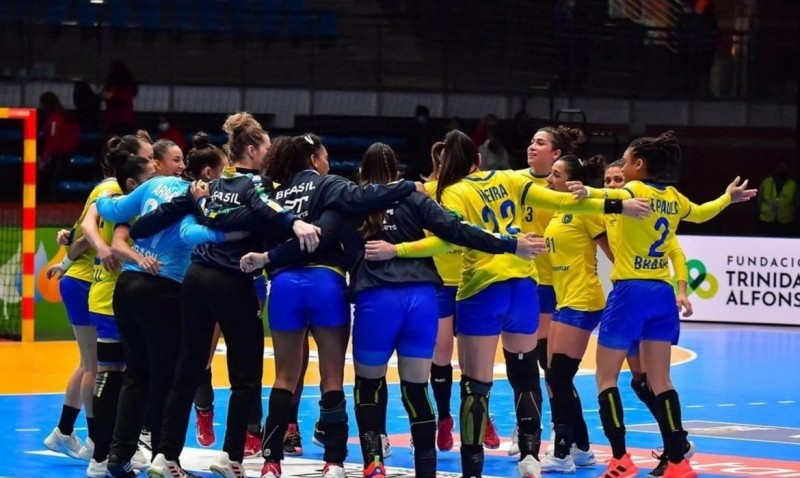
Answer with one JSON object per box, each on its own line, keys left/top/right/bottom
{"left": 358, "top": 143, "right": 400, "bottom": 239}
{"left": 436, "top": 130, "right": 478, "bottom": 203}
{"left": 101, "top": 134, "right": 142, "bottom": 177}
{"left": 264, "top": 133, "right": 323, "bottom": 185}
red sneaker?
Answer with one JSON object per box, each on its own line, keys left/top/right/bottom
{"left": 260, "top": 461, "right": 281, "bottom": 478}
{"left": 244, "top": 431, "right": 262, "bottom": 458}
{"left": 663, "top": 458, "right": 698, "bottom": 478}
{"left": 483, "top": 416, "right": 500, "bottom": 449}
{"left": 599, "top": 454, "right": 639, "bottom": 478}
{"left": 363, "top": 458, "right": 386, "bottom": 478}
{"left": 437, "top": 416, "right": 454, "bottom": 451}
{"left": 195, "top": 407, "right": 215, "bottom": 447}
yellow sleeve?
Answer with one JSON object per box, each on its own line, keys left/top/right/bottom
{"left": 585, "top": 185, "right": 636, "bottom": 199}
{"left": 396, "top": 235, "right": 455, "bottom": 258}
{"left": 680, "top": 192, "right": 731, "bottom": 223}
{"left": 521, "top": 181, "right": 606, "bottom": 214}
{"left": 667, "top": 237, "right": 688, "bottom": 283}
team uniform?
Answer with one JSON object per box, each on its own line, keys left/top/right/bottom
{"left": 423, "top": 180, "right": 463, "bottom": 320}
{"left": 95, "top": 176, "right": 227, "bottom": 468}
{"left": 439, "top": 169, "right": 613, "bottom": 476}
{"left": 350, "top": 190, "right": 519, "bottom": 478}
{"left": 517, "top": 169, "right": 557, "bottom": 314}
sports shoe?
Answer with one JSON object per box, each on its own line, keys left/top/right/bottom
{"left": 78, "top": 437, "right": 95, "bottom": 462}
{"left": 312, "top": 422, "right": 326, "bottom": 448}
{"left": 437, "top": 416, "right": 454, "bottom": 451}
{"left": 570, "top": 444, "right": 596, "bottom": 467}
{"left": 106, "top": 459, "right": 137, "bottom": 478}
{"left": 685, "top": 440, "right": 696, "bottom": 459}
{"left": 322, "top": 462, "right": 347, "bottom": 478}
{"left": 662, "top": 458, "right": 697, "bottom": 478}
{"left": 44, "top": 426, "right": 83, "bottom": 459}
{"left": 148, "top": 453, "right": 183, "bottom": 478}
{"left": 599, "top": 454, "right": 639, "bottom": 478}
{"left": 283, "top": 424, "right": 303, "bottom": 456}
{"left": 85, "top": 458, "right": 107, "bottom": 478}
{"left": 518, "top": 454, "right": 542, "bottom": 478}
{"left": 196, "top": 407, "right": 216, "bottom": 447}
{"left": 508, "top": 425, "right": 520, "bottom": 456}
{"left": 139, "top": 429, "right": 153, "bottom": 453}
{"left": 209, "top": 451, "right": 246, "bottom": 478}
{"left": 133, "top": 447, "right": 150, "bottom": 470}
{"left": 540, "top": 451, "right": 576, "bottom": 473}
{"left": 363, "top": 458, "right": 386, "bottom": 478}
{"left": 546, "top": 427, "right": 556, "bottom": 454}
{"left": 648, "top": 441, "right": 695, "bottom": 478}
{"left": 483, "top": 416, "right": 500, "bottom": 449}
{"left": 260, "top": 461, "right": 282, "bottom": 478}
{"left": 381, "top": 434, "right": 392, "bottom": 458}
{"left": 244, "top": 431, "right": 262, "bottom": 459}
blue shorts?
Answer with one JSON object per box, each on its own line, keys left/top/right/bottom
{"left": 627, "top": 339, "right": 641, "bottom": 357}
{"left": 456, "top": 278, "right": 539, "bottom": 336}
{"left": 537, "top": 285, "right": 557, "bottom": 314}
{"left": 436, "top": 286, "right": 457, "bottom": 319}
{"left": 59, "top": 277, "right": 92, "bottom": 326}
{"left": 253, "top": 274, "right": 267, "bottom": 308}
{"left": 599, "top": 280, "right": 680, "bottom": 351}
{"left": 268, "top": 268, "right": 349, "bottom": 332}
{"left": 553, "top": 307, "right": 602, "bottom": 332}
{"left": 353, "top": 284, "right": 438, "bottom": 366}
{"left": 91, "top": 312, "right": 121, "bottom": 342}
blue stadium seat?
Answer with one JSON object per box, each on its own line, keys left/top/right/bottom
{"left": 58, "top": 180, "right": 96, "bottom": 193}
{"left": 313, "top": 10, "right": 338, "bottom": 38}
{"left": 227, "top": 0, "right": 254, "bottom": 34}
{"left": 170, "top": 0, "right": 195, "bottom": 31}
{"left": 256, "top": 0, "right": 279, "bottom": 37}
{"left": 0, "top": 130, "right": 23, "bottom": 141}
{"left": 107, "top": 1, "right": 132, "bottom": 29}
{"left": 0, "top": 155, "right": 22, "bottom": 166}
{"left": 76, "top": 0, "right": 99, "bottom": 26}
{"left": 198, "top": 0, "right": 225, "bottom": 33}
{"left": 79, "top": 131, "right": 102, "bottom": 143}
{"left": 69, "top": 155, "right": 96, "bottom": 167}
{"left": 40, "top": 0, "right": 71, "bottom": 26}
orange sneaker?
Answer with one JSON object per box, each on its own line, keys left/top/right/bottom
{"left": 662, "top": 458, "right": 697, "bottom": 478}
{"left": 363, "top": 458, "right": 386, "bottom": 478}
{"left": 483, "top": 416, "right": 500, "bottom": 449}
{"left": 599, "top": 454, "right": 639, "bottom": 478}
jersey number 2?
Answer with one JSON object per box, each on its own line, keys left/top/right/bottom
{"left": 481, "top": 199, "right": 520, "bottom": 235}
{"left": 648, "top": 217, "right": 670, "bottom": 257}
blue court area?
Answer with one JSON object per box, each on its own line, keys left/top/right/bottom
{"left": 3, "top": 323, "right": 800, "bottom": 477}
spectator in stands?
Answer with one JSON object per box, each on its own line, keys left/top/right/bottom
{"left": 475, "top": 115, "right": 511, "bottom": 170}
{"left": 156, "top": 115, "right": 187, "bottom": 153}
{"left": 758, "top": 162, "right": 798, "bottom": 237}
{"left": 102, "top": 61, "right": 138, "bottom": 136}
{"left": 73, "top": 80, "right": 101, "bottom": 134}
{"left": 406, "top": 105, "right": 437, "bottom": 180}
{"left": 39, "top": 92, "right": 80, "bottom": 171}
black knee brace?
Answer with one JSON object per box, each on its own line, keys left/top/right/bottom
{"left": 262, "top": 388, "right": 292, "bottom": 462}
{"left": 545, "top": 354, "right": 581, "bottom": 398}
{"left": 400, "top": 381, "right": 437, "bottom": 478}
{"left": 504, "top": 348, "right": 541, "bottom": 393}
{"left": 97, "top": 341, "right": 125, "bottom": 367}
{"left": 504, "top": 348, "right": 543, "bottom": 458}
{"left": 354, "top": 376, "right": 383, "bottom": 463}
{"left": 545, "top": 354, "right": 582, "bottom": 457}
{"left": 536, "top": 338, "right": 549, "bottom": 371}
{"left": 318, "top": 390, "right": 348, "bottom": 464}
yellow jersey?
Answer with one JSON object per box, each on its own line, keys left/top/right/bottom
{"left": 440, "top": 170, "right": 607, "bottom": 300}
{"left": 589, "top": 180, "right": 730, "bottom": 283}
{"left": 64, "top": 178, "right": 122, "bottom": 283}
{"left": 544, "top": 212, "right": 607, "bottom": 311}
{"left": 88, "top": 215, "right": 124, "bottom": 316}
{"left": 423, "top": 180, "right": 463, "bottom": 286}
{"left": 516, "top": 169, "right": 554, "bottom": 285}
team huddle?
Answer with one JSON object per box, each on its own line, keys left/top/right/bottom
{"left": 43, "top": 112, "right": 756, "bottom": 478}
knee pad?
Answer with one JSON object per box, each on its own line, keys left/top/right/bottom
{"left": 400, "top": 381, "right": 436, "bottom": 452}
{"left": 536, "top": 338, "right": 549, "bottom": 370}
{"left": 503, "top": 348, "right": 541, "bottom": 393}
{"left": 545, "top": 353, "right": 581, "bottom": 395}
{"left": 354, "top": 376, "right": 381, "bottom": 406}
{"left": 459, "top": 376, "right": 491, "bottom": 447}
{"left": 97, "top": 341, "right": 125, "bottom": 368}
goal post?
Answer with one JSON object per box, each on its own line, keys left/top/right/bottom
{"left": 0, "top": 107, "right": 36, "bottom": 342}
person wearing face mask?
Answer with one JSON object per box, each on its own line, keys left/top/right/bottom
{"left": 156, "top": 115, "right": 187, "bottom": 154}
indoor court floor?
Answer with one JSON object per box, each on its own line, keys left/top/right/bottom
{"left": 2, "top": 322, "right": 798, "bottom": 477}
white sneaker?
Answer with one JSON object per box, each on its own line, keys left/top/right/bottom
{"left": 148, "top": 453, "right": 183, "bottom": 478}
{"left": 209, "top": 452, "right": 246, "bottom": 478}
{"left": 133, "top": 446, "right": 150, "bottom": 470}
{"left": 545, "top": 428, "right": 556, "bottom": 454}
{"left": 322, "top": 463, "right": 347, "bottom": 478}
{"left": 569, "top": 444, "right": 596, "bottom": 467}
{"left": 518, "top": 455, "right": 542, "bottom": 478}
{"left": 139, "top": 430, "right": 153, "bottom": 452}
{"left": 44, "top": 427, "right": 83, "bottom": 459}
{"left": 507, "top": 425, "right": 520, "bottom": 456}
{"left": 381, "top": 434, "right": 392, "bottom": 458}
{"left": 85, "top": 458, "right": 107, "bottom": 478}
{"left": 79, "top": 437, "right": 95, "bottom": 462}
{"left": 540, "top": 452, "right": 576, "bottom": 473}
{"left": 685, "top": 440, "right": 696, "bottom": 459}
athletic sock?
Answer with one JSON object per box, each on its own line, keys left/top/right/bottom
{"left": 58, "top": 404, "right": 81, "bottom": 436}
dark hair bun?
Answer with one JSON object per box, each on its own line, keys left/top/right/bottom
{"left": 193, "top": 131, "right": 211, "bottom": 149}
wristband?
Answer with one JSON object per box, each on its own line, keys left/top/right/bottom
{"left": 59, "top": 256, "right": 74, "bottom": 271}
{"left": 604, "top": 198, "right": 623, "bottom": 214}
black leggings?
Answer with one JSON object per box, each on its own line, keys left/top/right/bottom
{"left": 159, "top": 263, "right": 264, "bottom": 463}
{"left": 109, "top": 271, "right": 182, "bottom": 460}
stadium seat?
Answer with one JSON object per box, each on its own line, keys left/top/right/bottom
{"left": 0, "top": 155, "right": 22, "bottom": 166}
{"left": 69, "top": 155, "right": 96, "bottom": 167}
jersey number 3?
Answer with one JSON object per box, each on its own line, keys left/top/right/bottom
{"left": 648, "top": 217, "right": 670, "bottom": 257}
{"left": 482, "top": 199, "right": 521, "bottom": 235}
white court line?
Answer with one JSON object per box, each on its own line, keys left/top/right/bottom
{"left": 15, "top": 428, "right": 40, "bottom": 432}
{"left": 778, "top": 400, "right": 796, "bottom": 404}
{"left": 749, "top": 402, "right": 767, "bottom": 406}
{"left": 686, "top": 405, "right": 704, "bottom": 408}
{"left": 717, "top": 403, "right": 737, "bottom": 407}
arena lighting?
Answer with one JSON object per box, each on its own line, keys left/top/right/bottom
{"left": 90, "top": 0, "right": 104, "bottom": 4}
